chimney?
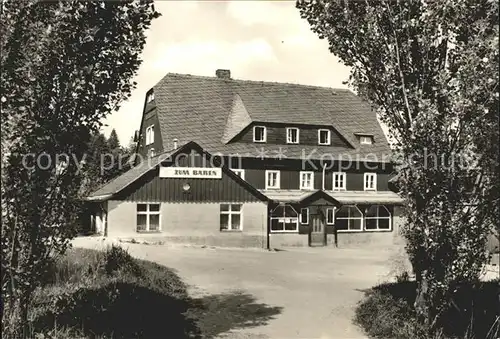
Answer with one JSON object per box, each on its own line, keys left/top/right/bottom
{"left": 215, "top": 69, "right": 231, "bottom": 79}
{"left": 173, "top": 138, "right": 178, "bottom": 149}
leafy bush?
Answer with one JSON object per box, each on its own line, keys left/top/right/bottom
{"left": 355, "top": 280, "right": 500, "bottom": 339}
{"left": 101, "top": 245, "right": 142, "bottom": 277}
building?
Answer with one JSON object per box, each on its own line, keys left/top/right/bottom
{"left": 86, "top": 69, "right": 404, "bottom": 248}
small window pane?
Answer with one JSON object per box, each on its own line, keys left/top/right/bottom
{"left": 349, "top": 207, "right": 362, "bottom": 218}
{"left": 231, "top": 204, "right": 241, "bottom": 212}
{"left": 137, "top": 214, "right": 147, "bottom": 231}
{"left": 220, "top": 214, "right": 229, "bottom": 230}
{"left": 285, "top": 220, "right": 297, "bottom": 231}
{"left": 336, "top": 206, "right": 349, "bottom": 218}
{"left": 300, "top": 209, "right": 309, "bottom": 224}
{"left": 220, "top": 204, "right": 229, "bottom": 212}
{"left": 378, "top": 206, "right": 390, "bottom": 217}
{"left": 336, "top": 219, "right": 348, "bottom": 231}
{"left": 271, "top": 219, "right": 283, "bottom": 231}
{"left": 327, "top": 209, "right": 334, "bottom": 224}
{"left": 365, "top": 219, "right": 378, "bottom": 230}
{"left": 379, "top": 219, "right": 390, "bottom": 229}
{"left": 284, "top": 205, "right": 298, "bottom": 217}
{"left": 150, "top": 204, "right": 160, "bottom": 212}
{"left": 149, "top": 215, "right": 160, "bottom": 231}
{"left": 231, "top": 214, "right": 241, "bottom": 229}
{"left": 350, "top": 219, "right": 362, "bottom": 230}
{"left": 137, "top": 204, "right": 147, "bottom": 212}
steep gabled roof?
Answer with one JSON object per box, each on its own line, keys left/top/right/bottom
{"left": 152, "top": 73, "right": 392, "bottom": 162}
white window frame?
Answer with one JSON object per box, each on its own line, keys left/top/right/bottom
{"left": 231, "top": 169, "right": 245, "bottom": 180}
{"left": 149, "top": 148, "right": 155, "bottom": 158}
{"left": 146, "top": 91, "right": 155, "bottom": 103}
{"left": 326, "top": 208, "right": 335, "bottom": 225}
{"left": 300, "top": 208, "right": 309, "bottom": 224}
{"left": 365, "top": 205, "right": 392, "bottom": 231}
{"left": 136, "top": 203, "right": 161, "bottom": 232}
{"left": 360, "top": 136, "right": 373, "bottom": 144}
{"left": 364, "top": 173, "right": 377, "bottom": 191}
{"left": 318, "top": 129, "right": 331, "bottom": 145}
{"left": 265, "top": 170, "right": 280, "bottom": 189}
{"left": 253, "top": 125, "right": 267, "bottom": 143}
{"left": 286, "top": 127, "right": 300, "bottom": 144}
{"left": 335, "top": 205, "right": 364, "bottom": 232}
{"left": 332, "top": 172, "right": 346, "bottom": 191}
{"left": 270, "top": 204, "right": 299, "bottom": 233}
{"left": 145, "top": 125, "right": 154, "bottom": 146}
{"left": 300, "top": 171, "right": 314, "bottom": 190}
{"left": 220, "top": 203, "right": 243, "bottom": 231}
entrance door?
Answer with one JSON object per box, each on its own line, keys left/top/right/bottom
{"left": 310, "top": 213, "right": 326, "bottom": 247}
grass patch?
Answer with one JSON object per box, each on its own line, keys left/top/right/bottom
{"left": 28, "top": 245, "right": 282, "bottom": 338}
{"left": 355, "top": 279, "right": 500, "bottom": 339}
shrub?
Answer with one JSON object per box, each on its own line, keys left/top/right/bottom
{"left": 101, "top": 245, "right": 142, "bottom": 277}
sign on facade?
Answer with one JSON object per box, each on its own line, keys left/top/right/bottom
{"left": 159, "top": 166, "right": 222, "bottom": 179}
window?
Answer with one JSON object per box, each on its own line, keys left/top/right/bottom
{"left": 145, "top": 125, "right": 154, "bottom": 146}
{"left": 335, "top": 206, "right": 363, "bottom": 231}
{"left": 232, "top": 169, "right": 245, "bottom": 180}
{"left": 146, "top": 91, "right": 155, "bottom": 103}
{"left": 326, "top": 208, "right": 335, "bottom": 225}
{"left": 333, "top": 172, "right": 346, "bottom": 191}
{"left": 364, "top": 173, "right": 377, "bottom": 191}
{"left": 265, "top": 170, "right": 280, "bottom": 189}
{"left": 136, "top": 203, "right": 160, "bottom": 232}
{"left": 318, "top": 129, "right": 331, "bottom": 145}
{"left": 270, "top": 204, "right": 299, "bottom": 232}
{"left": 286, "top": 127, "right": 299, "bottom": 144}
{"left": 365, "top": 205, "right": 391, "bottom": 230}
{"left": 253, "top": 126, "right": 267, "bottom": 142}
{"left": 149, "top": 148, "right": 155, "bottom": 158}
{"left": 300, "top": 208, "right": 309, "bottom": 224}
{"left": 220, "top": 204, "right": 242, "bottom": 231}
{"left": 360, "top": 136, "right": 373, "bottom": 144}
{"left": 300, "top": 171, "right": 314, "bottom": 190}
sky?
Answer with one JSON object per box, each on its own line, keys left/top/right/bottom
{"left": 102, "top": 0, "right": 352, "bottom": 146}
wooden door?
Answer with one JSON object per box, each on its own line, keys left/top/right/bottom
{"left": 310, "top": 213, "right": 326, "bottom": 247}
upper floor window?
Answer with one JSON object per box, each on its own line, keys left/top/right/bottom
{"left": 300, "top": 171, "right": 314, "bottom": 190}
{"left": 253, "top": 126, "right": 267, "bottom": 143}
{"left": 232, "top": 169, "right": 245, "bottom": 180}
{"left": 265, "top": 170, "right": 280, "bottom": 189}
{"left": 145, "top": 125, "right": 154, "bottom": 145}
{"left": 318, "top": 129, "right": 331, "bottom": 145}
{"left": 360, "top": 136, "right": 373, "bottom": 145}
{"left": 333, "top": 172, "right": 346, "bottom": 191}
{"left": 364, "top": 173, "right": 377, "bottom": 191}
{"left": 146, "top": 91, "right": 155, "bottom": 103}
{"left": 286, "top": 127, "right": 300, "bottom": 144}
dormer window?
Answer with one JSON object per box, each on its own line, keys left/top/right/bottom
{"left": 360, "top": 136, "right": 373, "bottom": 145}
{"left": 286, "top": 127, "right": 299, "bottom": 144}
{"left": 146, "top": 91, "right": 155, "bottom": 103}
{"left": 318, "top": 129, "right": 331, "bottom": 145}
{"left": 145, "top": 125, "right": 154, "bottom": 146}
{"left": 253, "top": 126, "right": 267, "bottom": 143}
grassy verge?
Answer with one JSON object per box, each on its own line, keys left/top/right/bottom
{"left": 26, "top": 245, "right": 281, "bottom": 339}
{"left": 354, "top": 279, "right": 500, "bottom": 339}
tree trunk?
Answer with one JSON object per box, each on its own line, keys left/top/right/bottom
{"left": 414, "top": 270, "right": 431, "bottom": 328}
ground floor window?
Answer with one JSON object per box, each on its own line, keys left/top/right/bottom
{"left": 365, "top": 205, "right": 391, "bottom": 230}
{"left": 220, "top": 204, "right": 242, "bottom": 231}
{"left": 335, "top": 205, "right": 363, "bottom": 231}
{"left": 270, "top": 204, "right": 299, "bottom": 232}
{"left": 136, "top": 203, "right": 160, "bottom": 232}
